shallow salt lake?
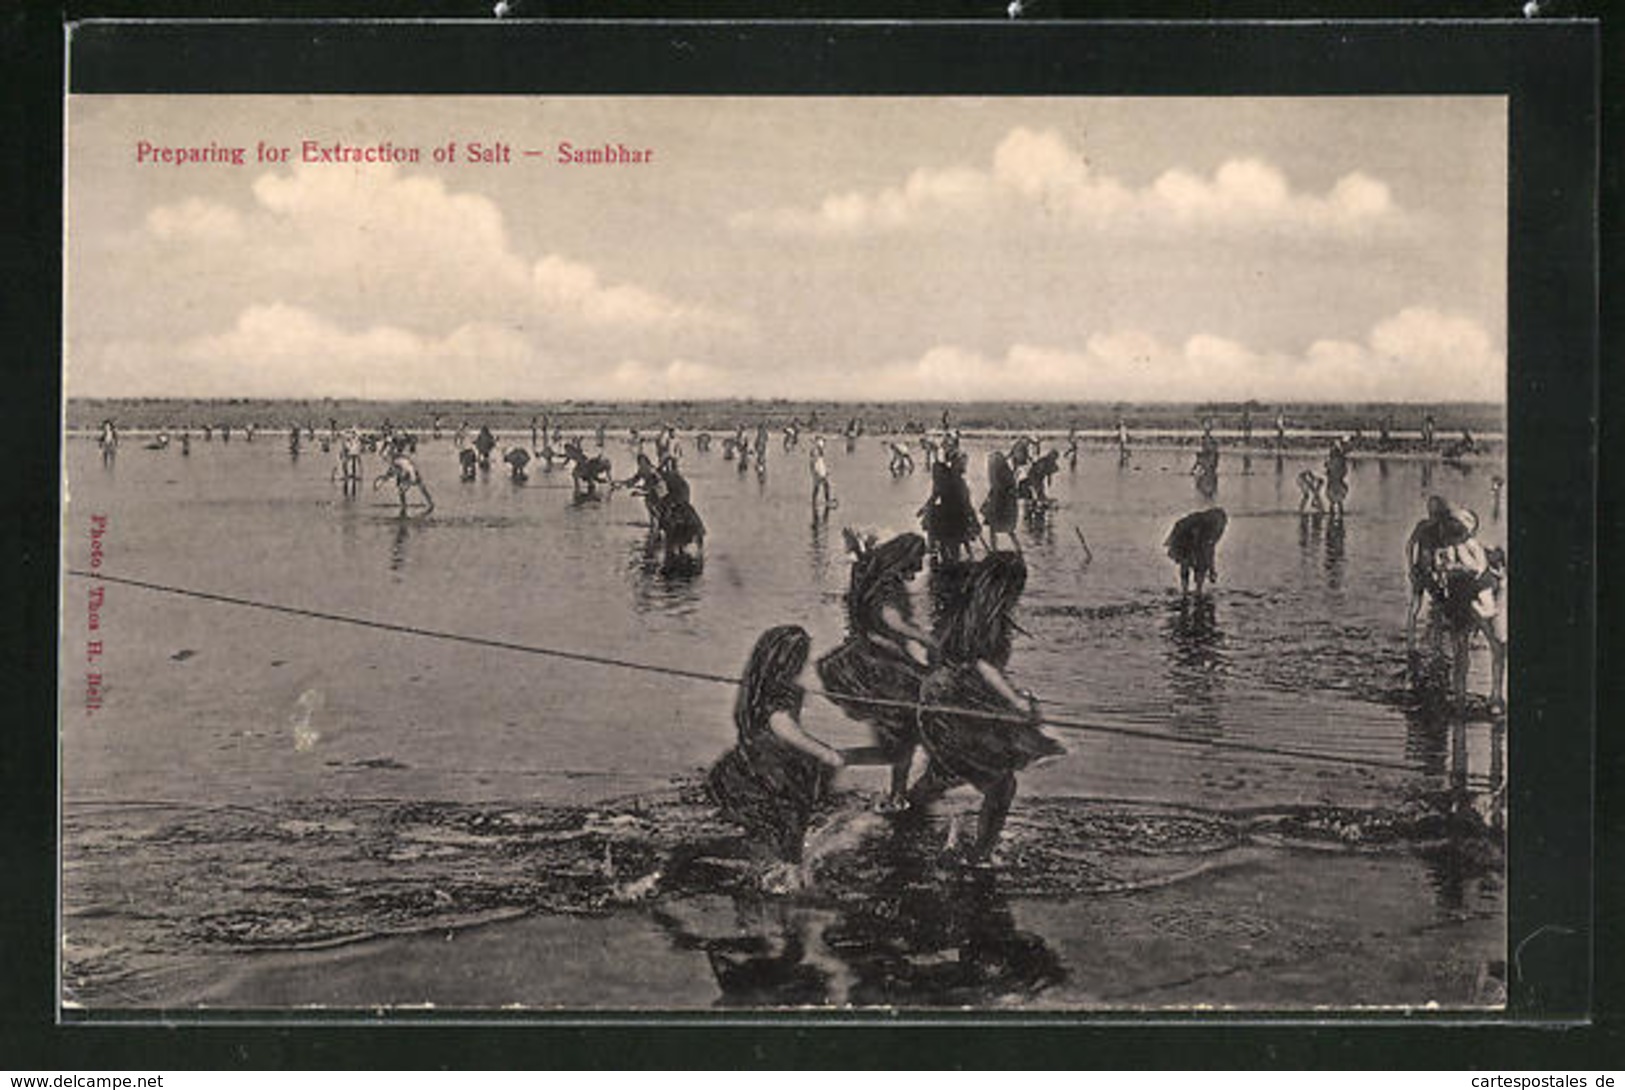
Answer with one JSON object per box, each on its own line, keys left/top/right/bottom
{"left": 59, "top": 430, "right": 1508, "bottom": 1011}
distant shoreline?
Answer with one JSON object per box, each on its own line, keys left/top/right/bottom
{"left": 64, "top": 397, "right": 1506, "bottom": 439}
{"left": 63, "top": 424, "right": 1505, "bottom": 463}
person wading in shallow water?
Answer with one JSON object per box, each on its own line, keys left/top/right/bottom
{"left": 705, "top": 625, "right": 846, "bottom": 892}
{"left": 887, "top": 440, "right": 916, "bottom": 477}
{"left": 338, "top": 427, "right": 363, "bottom": 494}
{"left": 907, "top": 553, "right": 1063, "bottom": 868}
{"left": 616, "top": 452, "right": 667, "bottom": 525}
{"left": 503, "top": 445, "right": 531, "bottom": 482}
{"left": 1432, "top": 506, "right": 1506, "bottom": 716}
{"left": 98, "top": 419, "right": 118, "bottom": 464}
{"left": 1020, "top": 449, "right": 1061, "bottom": 511}
{"left": 817, "top": 531, "right": 935, "bottom": 812}
{"left": 1164, "top": 507, "right": 1228, "bottom": 596}
{"left": 1324, "top": 437, "right": 1350, "bottom": 518}
{"left": 473, "top": 424, "right": 498, "bottom": 470}
{"left": 919, "top": 451, "right": 979, "bottom": 566}
{"left": 376, "top": 435, "right": 435, "bottom": 517}
{"left": 562, "top": 438, "right": 613, "bottom": 499}
{"left": 809, "top": 436, "right": 835, "bottom": 510}
{"left": 1297, "top": 469, "right": 1325, "bottom": 514}
{"left": 654, "top": 457, "right": 706, "bottom": 566}
{"left": 981, "top": 450, "right": 1021, "bottom": 553}
{"left": 1404, "top": 495, "right": 1454, "bottom": 653}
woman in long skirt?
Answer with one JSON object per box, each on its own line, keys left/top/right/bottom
{"left": 656, "top": 459, "right": 706, "bottom": 564}
{"left": 1164, "top": 507, "right": 1228, "bottom": 595}
{"left": 706, "top": 626, "right": 846, "bottom": 883}
{"left": 816, "top": 531, "right": 934, "bottom": 810}
{"left": 909, "top": 553, "right": 1063, "bottom": 866}
{"left": 981, "top": 451, "right": 1020, "bottom": 553}
{"left": 919, "top": 453, "right": 980, "bottom": 565}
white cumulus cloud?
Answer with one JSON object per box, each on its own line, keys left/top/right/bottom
{"left": 73, "top": 304, "right": 538, "bottom": 400}
{"left": 532, "top": 255, "right": 742, "bottom": 334}
{"left": 71, "top": 303, "right": 754, "bottom": 401}
{"left": 855, "top": 306, "right": 1500, "bottom": 403}
{"left": 139, "top": 163, "right": 745, "bottom": 344}
{"left": 733, "top": 126, "right": 1400, "bottom": 239}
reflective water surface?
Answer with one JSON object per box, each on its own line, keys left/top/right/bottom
{"left": 61, "top": 432, "right": 1507, "bottom": 1009}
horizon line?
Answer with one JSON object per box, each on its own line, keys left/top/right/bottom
{"left": 64, "top": 396, "right": 1507, "bottom": 406}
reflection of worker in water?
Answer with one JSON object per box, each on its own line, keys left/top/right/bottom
{"left": 825, "top": 851, "right": 1065, "bottom": 1006}
{"left": 654, "top": 824, "right": 1065, "bottom": 1008}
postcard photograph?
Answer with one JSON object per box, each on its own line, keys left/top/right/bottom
{"left": 60, "top": 92, "right": 1512, "bottom": 1012}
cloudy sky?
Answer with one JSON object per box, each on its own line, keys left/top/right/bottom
{"left": 67, "top": 96, "right": 1506, "bottom": 402}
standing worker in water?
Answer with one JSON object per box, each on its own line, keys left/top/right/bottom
{"left": 1433, "top": 506, "right": 1506, "bottom": 715}
{"left": 919, "top": 451, "right": 980, "bottom": 566}
{"left": 473, "top": 424, "right": 498, "bottom": 470}
{"left": 98, "top": 419, "right": 118, "bottom": 464}
{"left": 1404, "top": 495, "right": 1453, "bottom": 653}
{"left": 981, "top": 450, "right": 1021, "bottom": 553}
{"left": 339, "top": 427, "right": 363, "bottom": 495}
{"left": 809, "top": 435, "right": 834, "bottom": 510}
{"left": 817, "top": 531, "right": 935, "bottom": 812}
{"left": 1325, "top": 437, "right": 1350, "bottom": 518}
{"left": 909, "top": 553, "right": 1064, "bottom": 867}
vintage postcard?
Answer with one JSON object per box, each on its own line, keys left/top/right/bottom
{"left": 61, "top": 90, "right": 1516, "bottom": 1013}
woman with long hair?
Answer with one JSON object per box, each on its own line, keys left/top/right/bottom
{"left": 919, "top": 452, "right": 980, "bottom": 565}
{"left": 981, "top": 451, "right": 1020, "bottom": 553}
{"left": 706, "top": 626, "right": 846, "bottom": 879}
{"left": 909, "top": 553, "right": 1063, "bottom": 866}
{"left": 816, "top": 531, "right": 934, "bottom": 811}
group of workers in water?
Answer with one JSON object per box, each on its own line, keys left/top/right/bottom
{"left": 709, "top": 538, "right": 1065, "bottom": 886}
{"left": 95, "top": 406, "right": 1505, "bottom": 886}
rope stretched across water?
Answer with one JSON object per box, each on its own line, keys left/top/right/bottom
{"left": 66, "top": 568, "right": 1444, "bottom": 776}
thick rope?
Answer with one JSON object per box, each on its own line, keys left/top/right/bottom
{"left": 67, "top": 568, "right": 1450, "bottom": 775}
